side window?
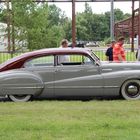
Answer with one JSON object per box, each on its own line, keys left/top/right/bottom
{"left": 83, "top": 55, "right": 94, "bottom": 65}
{"left": 58, "top": 55, "right": 70, "bottom": 64}
{"left": 57, "top": 54, "right": 94, "bottom": 66}
{"left": 24, "top": 55, "right": 54, "bottom": 67}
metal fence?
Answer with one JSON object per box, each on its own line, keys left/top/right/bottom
{"left": 0, "top": 51, "right": 24, "bottom": 64}
{"left": 0, "top": 50, "right": 137, "bottom": 64}
{"left": 93, "top": 50, "right": 137, "bottom": 61}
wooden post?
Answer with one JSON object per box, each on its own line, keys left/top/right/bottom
{"left": 138, "top": 1, "right": 140, "bottom": 49}
{"left": 72, "top": 0, "right": 76, "bottom": 48}
{"left": 131, "top": 0, "right": 134, "bottom": 52}
{"left": 110, "top": 0, "right": 114, "bottom": 41}
{"left": 11, "top": 1, "right": 15, "bottom": 52}
{"left": 6, "top": 0, "right": 11, "bottom": 53}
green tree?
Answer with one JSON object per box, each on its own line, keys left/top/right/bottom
{"left": 12, "top": 0, "right": 47, "bottom": 50}
{"left": 11, "top": 0, "right": 66, "bottom": 50}
{"left": 0, "top": 1, "right": 132, "bottom": 48}
{"left": 62, "top": 17, "right": 72, "bottom": 41}
{"left": 124, "top": 13, "right": 131, "bottom": 20}
{"left": 76, "top": 3, "right": 109, "bottom": 41}
{"left": 76, "top": 3, "right": 93, "bottom": 41}
{"left": 114, "top": 8, "right": 124, "bottom": 22}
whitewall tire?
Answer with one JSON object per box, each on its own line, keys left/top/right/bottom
{"left": 121, "top": 80, "right": 140, "bottom": 100}
{"left": 9, "top": 95, "right": 31, "bottom": 102}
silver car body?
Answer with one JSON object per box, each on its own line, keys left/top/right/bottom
{"left": 0, "top": 48, "right": 140, "bottom": 101}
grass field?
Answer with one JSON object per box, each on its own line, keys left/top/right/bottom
{"left": 0, "top": 100, "right": 140, "bottom": 140}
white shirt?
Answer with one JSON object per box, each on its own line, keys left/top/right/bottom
{"left": 58, "top": 55, "right": 70, "bottom": 64}
{"left": 58, "top": 46, "right": 70, "bottom": 63}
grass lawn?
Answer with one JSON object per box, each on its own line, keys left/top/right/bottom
{"left": 0, "top": 100, "right": 140, "bottom": 140}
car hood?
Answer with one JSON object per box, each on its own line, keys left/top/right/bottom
{"left": 100, "top": 61, "right": 140, "bottom": 73}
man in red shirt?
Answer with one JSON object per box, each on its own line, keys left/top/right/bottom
{"left": 113, "top": 37, "right": 126, "bottom": 62}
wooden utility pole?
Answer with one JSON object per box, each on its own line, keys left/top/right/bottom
{"left": 131, "top": 0, "right": 134, "bottom": 52}
{"left": 72, "top": 0, "right": 76, "bottom": 48}
{"left": 11, "top": 2, "right": 15, "bottom": 52}
{"left": 6, "top": 0, "right": 11, "bottom": 52}
{"left": 110, "top": 0, "right": 114, "bottom": 41}
{"left": 138, "top": 1, "right": 140, "bottom": 48}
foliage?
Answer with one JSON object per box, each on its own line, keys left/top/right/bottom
{"left": 76, "top": 3, "right": 130, "bottom": 42}
{"left": 11, "top": 1, "right": 67, "bottom": 50}
{"left": 0, "top": 1, "right": 132, "bottom": 50}
{"left": 104, "top": 37, "right": 112, "bottom": 45}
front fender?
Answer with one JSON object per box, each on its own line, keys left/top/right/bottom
{"left": 102, "top": 70, "right": 140, "bottom": 96}
{"left": 103, "top": 70, "right": 140, "bottom": 89}
{"left": 0, "top": 70, "right": 44, "bottom": 96}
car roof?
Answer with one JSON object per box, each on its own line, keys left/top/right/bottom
{"left": 0, "top": 47, "right": 92, "bottom": 70}
{"left": 26, "top": 47, "right": 91, "bottom": 55}
{"left": 15, "top": 47, "right": 92, "bottom": 60}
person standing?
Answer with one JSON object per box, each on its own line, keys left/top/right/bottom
{"left": 136, "top": 48, "right": 140, "bottom": 61}
{"left": 113, "top": 37, "right": 126, "bottom": 62}
{"left": 105, "top": 40, "right": 115, "bottom": 61}
{"left": 58, "top": 39, "right": 70, "bottom": 63}
{"left": 60, "top": 39, "right": 69, "bottom": 48}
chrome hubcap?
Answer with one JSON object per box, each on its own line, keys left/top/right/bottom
{"left": 127, "top": 85, "right": 138, "bottom": 94}
{"left": 126, "top": 83, "right": 140, "bottom": 97}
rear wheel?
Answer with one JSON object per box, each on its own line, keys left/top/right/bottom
{"left": 8, "top": 95, "right": 31, "bottom": 102}
{"left": 121, "top": 80, "right": 140, "bottom": 100}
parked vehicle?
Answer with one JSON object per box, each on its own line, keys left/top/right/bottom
{"left": 86, "top": 41, "right": 99, "bottom": 47}
{"left": 68, "top": 41, "right": 85, "bottom": 48}
{"left": 0, "top": 47, "right": 140, "bottom": 102}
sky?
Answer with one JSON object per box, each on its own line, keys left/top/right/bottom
{"left": 50, "top": 1, "right": 139, "bottom": 18}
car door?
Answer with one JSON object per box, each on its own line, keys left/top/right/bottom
{"left": 54, "top": 54, "right": 103, "bottom": 96}
{"left": 24, "top": 55, "right": 55, "bottom": 97}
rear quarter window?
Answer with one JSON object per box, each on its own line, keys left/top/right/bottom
{"left": 24, "top": 55, "right": 54, "bottom": 67}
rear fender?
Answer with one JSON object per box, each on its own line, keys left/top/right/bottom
{"left": 0, "top": 70, "right": 44, "bottom": 96}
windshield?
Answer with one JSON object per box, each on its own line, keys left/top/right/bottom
{"left": 89, "top": 50, "right": 100, "bottom": 65}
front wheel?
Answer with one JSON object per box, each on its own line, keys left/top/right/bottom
{"left": 8, "top": 95, "right": 31, "bottom": 102}
{"left": 121, "top": 80, "right": 140, "bottom": 100}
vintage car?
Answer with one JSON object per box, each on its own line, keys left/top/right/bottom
{"left": 0, "top": 47, "right": 140, "bottom": 102}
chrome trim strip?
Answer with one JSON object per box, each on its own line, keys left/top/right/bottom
{"left": 104, "top": 86, "right": 118, "bottom": 88}
{"left": 102, "top": 69, "right": 112, "bottom": 71}
{"left": 5, "top": 86, "right": 119, "bottom": 89}
{"left": 53, "top": 86, "right": 119, "bottom": 89}
{"left": 4, "top": 87, "right": 43, "bottom": 89}
{"left": 123, "top": 68, "right": 131, "bottom": 70}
